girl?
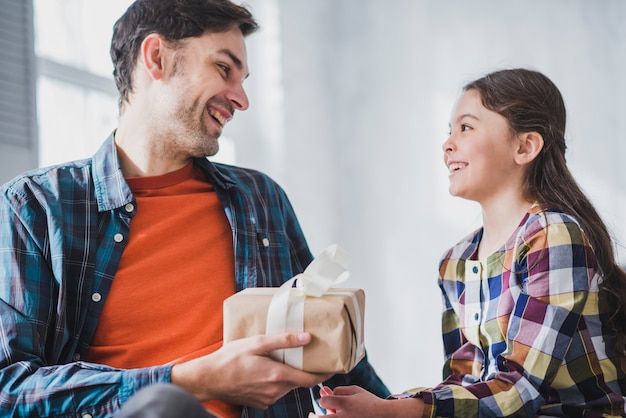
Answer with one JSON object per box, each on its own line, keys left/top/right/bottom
{"left": 311, "top": 68, "right": 626, "bottom": 417}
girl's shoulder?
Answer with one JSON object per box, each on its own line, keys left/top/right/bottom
{"left": 523, "top": 204, "right": 583, "bottom": 234}
{"left": 514, "top": 204, "right": 588, "bottom": 253}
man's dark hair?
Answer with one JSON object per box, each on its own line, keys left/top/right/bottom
{"left": 110, "top": 0, "right": 259, "bottom": 108}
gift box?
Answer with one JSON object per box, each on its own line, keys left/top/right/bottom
{"left": 222, "top": 245, "right": 366, "bottom": 374}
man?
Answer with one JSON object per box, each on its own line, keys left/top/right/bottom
{"left": 0, "top": 1, "right": 389, "bottom": 417}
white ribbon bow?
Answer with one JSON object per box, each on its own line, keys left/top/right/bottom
{"left": 266, "top": 244, "right": 351, "bottom": 368}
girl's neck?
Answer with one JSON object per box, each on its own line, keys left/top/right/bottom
{"left": 478, "top": 194, "right": 535, "bottom": 260}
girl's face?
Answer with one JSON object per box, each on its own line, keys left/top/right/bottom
{"left": 442, "top": 89, "right": 523, "bottom": 204}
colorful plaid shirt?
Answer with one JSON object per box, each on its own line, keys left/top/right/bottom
{"left": 0, "top": 134, "right": 388, "bottom": 417}
{"left": 416, "top": 204, "right": 625, "bottom": 417}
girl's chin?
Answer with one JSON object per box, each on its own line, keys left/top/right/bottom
{"left": 448, "top": 187, "right": 471, "bottom": 200}
{"left": 448, "top": 185, "right": 461, "bottom": 197}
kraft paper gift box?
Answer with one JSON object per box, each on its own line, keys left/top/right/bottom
{"left": 222, "top": 245, "right": 366, "bottom": 374}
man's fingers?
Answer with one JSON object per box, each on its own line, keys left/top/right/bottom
{"left": 244, "top": 333, "right": 333, "bottom": 388}
{"left": 283, "top": 331, "right": 312, "bottom": 347}
{"left": 253, "top": 332, "right": 312, "bottom": 352}
{"left": 280, "top": 367, "right": 331, "bottom": 389}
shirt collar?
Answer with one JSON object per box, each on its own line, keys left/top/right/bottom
{"left": 193, "top": 156, "right": 238, "bottom": 190}
{"left": 92, "top": 133, "right": 134, "bottom": 212}
{"left": 91, "top": 133, "right": 238, "bottom": 212}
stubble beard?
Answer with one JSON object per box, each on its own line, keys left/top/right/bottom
{"left": 163, "top": 54, "right": 222, "bottom": 158}
{"left": 166, "top": 101, "right": 220, "bottom": 159}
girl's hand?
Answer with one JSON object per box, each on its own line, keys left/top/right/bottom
{"left": 318, "top": 384, "right": 336, "bottom": 414}
{"left": 308, "top": 385, "right": 423, "bottom": 418}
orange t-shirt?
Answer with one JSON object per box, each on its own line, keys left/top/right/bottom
{"left": 84, "top": 162, "right": 241, "bottom": 418}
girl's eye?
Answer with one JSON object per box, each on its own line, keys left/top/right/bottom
{"left": 461, "top": 124, "right": 471, "bottom": 132}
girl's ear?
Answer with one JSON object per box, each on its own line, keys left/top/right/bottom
{"left": 515, "top": 132, "right": 544, "bottom": 166}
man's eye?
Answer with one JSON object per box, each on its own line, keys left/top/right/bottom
{"left": 218, "top": 64, "right": 230, "bottom": 76}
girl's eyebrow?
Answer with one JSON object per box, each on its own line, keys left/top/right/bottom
{"left": 454, "top": 113, "right": 479, "bottom": 124}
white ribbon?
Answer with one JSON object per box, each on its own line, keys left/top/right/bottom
{"left": 266, "top": 244, "right": 351, "bottom": 368}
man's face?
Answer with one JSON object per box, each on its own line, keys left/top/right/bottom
{"left": 153, "top": 27, "right": 250, "bottom": 158}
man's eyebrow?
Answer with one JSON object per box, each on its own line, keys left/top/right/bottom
{"left": 217, "top": 49, "right": 243, "bottom": 70}
{"left": 216, "top": 48, "right": 250, "bottom": 79}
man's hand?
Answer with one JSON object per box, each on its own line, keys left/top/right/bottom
{"left": 171, "top": 332, "right": 331, "bottom": 409}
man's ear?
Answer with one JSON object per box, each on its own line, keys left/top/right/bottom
{"left": 139, "top": 33, "right": 170, "bottom": 81}
{"left": 515, "top": 132, "right": 544, "bottom": 166}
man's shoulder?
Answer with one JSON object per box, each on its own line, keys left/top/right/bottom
{"left": 211, "top": 161, "right": 273, "bottom": 181}
{"left": 1, "top": 158, "right": 93, "bottom": 200}
{"left": 203, "top": 160, "right": 285, "bottom": 194}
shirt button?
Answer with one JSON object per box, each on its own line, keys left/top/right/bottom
{"left": 73, "top": 353, "right": 81, "bottom": 361}
{"left": 114, "top": 233, "right": 124, "bottom": 242}
{"left": 262, "top": 238, "right": 270, "bottom": 247}
{"left": 474, "top": 313, "right": 479, "bottom": 320}
{"left": 92, "top": 293, "right": 102, "bottom": 303}
{"left": 124, "top": 203, "right": 134, "bottom": 212}
{"left": 472, "top": 266, "right": 478, "bottom": 274}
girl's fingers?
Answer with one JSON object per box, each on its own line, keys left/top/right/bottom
{"left": 318, "top": 385, "right": 336, "bottom": 414}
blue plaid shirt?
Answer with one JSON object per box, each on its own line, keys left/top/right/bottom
{"left": 0, "top": 134, "right": 388, "bottom": 417}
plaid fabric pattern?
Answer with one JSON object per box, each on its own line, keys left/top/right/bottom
{"left": 0, "top": 134, "right": 388, "bottom": 417}
{"left": 416, "top": 204, "right": 625, "bottom": 417}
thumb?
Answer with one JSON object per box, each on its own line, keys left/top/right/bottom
{"left": 258, "top": 332, "right": 312, "bottom": 352}
{"left": 332, "top": 385, "right": 363, "bottom": 396}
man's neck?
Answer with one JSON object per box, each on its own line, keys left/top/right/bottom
{"left": 114, "top": 117, "right": 191, "bottom": 178}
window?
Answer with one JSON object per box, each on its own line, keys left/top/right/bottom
{"left": 33, "top": 0, "right": 237, "bottom": 167}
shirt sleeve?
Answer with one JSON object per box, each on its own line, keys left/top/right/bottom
{"left": 420, "top": 213, "right": 596, "bottom": 417}
{"left": 0, "top": 188, "right": 170, "bottom": 417}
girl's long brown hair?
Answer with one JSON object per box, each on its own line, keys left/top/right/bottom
{"left": 465, "top": 68, "right": 626, "bottom": 356}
